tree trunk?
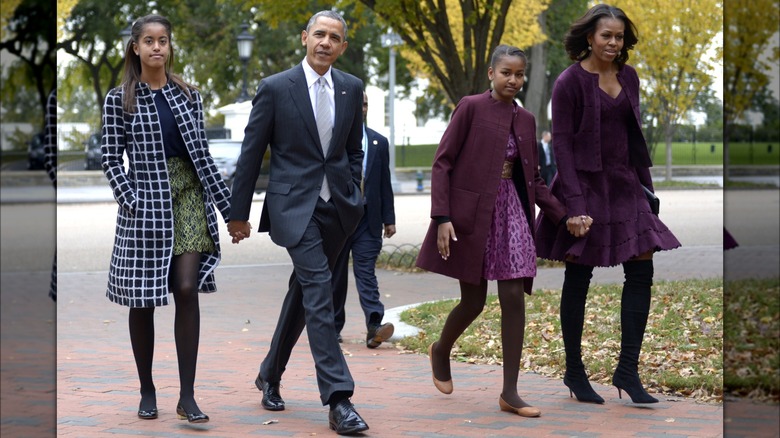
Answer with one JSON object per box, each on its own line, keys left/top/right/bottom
{"left": 524, "top": 43, "right": 548, "bottom": 133}
{"left": 523, "top": 11, "right": 550, "bottom": 134}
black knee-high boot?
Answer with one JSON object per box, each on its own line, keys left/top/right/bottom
{"left": 560, "top": 262, "right": 603, "bottom": 403}
{"left": 612, "top": 259, "right": 658, "bottom": 403}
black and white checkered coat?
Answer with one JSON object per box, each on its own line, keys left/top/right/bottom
{"left": 43, "top": 88, "right": 57, "bottom": 186}
{"left": 44, "top": 88, "right": 57, "bottom": 301}
{"left": 101, "top": 81, "right": 231, "bottom": 307}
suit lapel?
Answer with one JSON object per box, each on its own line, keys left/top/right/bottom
{"left": 287, "top": 65, "right": 322, "bottom": 153}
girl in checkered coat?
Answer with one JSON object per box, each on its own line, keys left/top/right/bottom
{"left": 101, "top": 14, "right": 231, "bottom": 423}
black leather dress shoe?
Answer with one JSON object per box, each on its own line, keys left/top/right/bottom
{"left": 366, "top": 322, "right": 394, "bottom": 349}
{"left": 328, "top": 399, "right": 369, "bottom": 435}
{"left": 255, "top": 374, "right": 285, "bottom": 411}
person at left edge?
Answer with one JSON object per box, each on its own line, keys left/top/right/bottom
{"left": 44, "top": 88, "right": 57, "bottom": 301}
{"left": 101, "top": 14, "right": 231, "bottom": 424}
{"left": 227, "top": 10, "right": 369, "bottom": 435}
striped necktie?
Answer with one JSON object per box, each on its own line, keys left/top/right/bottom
{"left": 315, "top": 76, "right": 332, "bottom": 201}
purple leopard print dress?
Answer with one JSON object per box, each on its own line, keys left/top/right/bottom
{"left": 482, "top": 132, "right": 537, "bottom": 280}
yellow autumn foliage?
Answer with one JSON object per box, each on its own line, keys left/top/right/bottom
{"left": 723, "top": 0, "right": 780, "bottom": 125}
{"left": 0, "top": 0, "right": 23, "bottom": 41}
{"left": 612, "top": 0, "right": 722, "bottom": 129}
{"left": 57, "top": 0, "right": 80, "bottom": 41}
{"left": 399, "top": 0, "right": 550, "bottom": 87}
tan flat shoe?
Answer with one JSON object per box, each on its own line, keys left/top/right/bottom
{"left": 428, "top": 343, "right": 453, "bottom": 394}
{"left": 499, "top": 395, "right": 541, "bottom": 418}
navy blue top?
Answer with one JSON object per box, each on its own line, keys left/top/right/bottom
{"left": 153, "top": 90, "right": 188, "bottom": 158}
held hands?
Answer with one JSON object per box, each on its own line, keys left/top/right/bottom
{"left": 566, "top": 215, "right": 593, "bottom": 238}
{"left": 437, "top": 222, "right": 457, "bottom": 260}
{"left": 227, "top": 220, "right": 252, "bottom": 244}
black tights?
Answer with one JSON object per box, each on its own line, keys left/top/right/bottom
{"left": 128, "top": 252, "right": 203, "bottom": 413}
{"left": 432, "top": 279, "right": 529, "bottom": 407}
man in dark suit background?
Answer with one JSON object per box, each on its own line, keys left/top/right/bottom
{"left": 228, "top": 10, "right": 369, "bottom": 435}
{"left": 537, "top": 130, "right": 556, "bottom": 186}
{"left": 332, "top": 91, "right": 396, "bottom": 348}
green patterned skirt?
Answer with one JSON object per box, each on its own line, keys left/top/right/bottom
{"left": 168, "top": 156, "right": 215, "bottom": 255}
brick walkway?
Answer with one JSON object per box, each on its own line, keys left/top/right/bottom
{"left": 53, "top": 247, "right": 743, "bottom": 438}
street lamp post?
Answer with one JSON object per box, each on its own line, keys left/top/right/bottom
{"left": 381, "top": 30, "right": 403, "bottom": 193}
{"left": 236, "top": 22, "right": 255, "bottom": 103}
{"left": 119, "top": 20, "right": 133, "bottom": 51}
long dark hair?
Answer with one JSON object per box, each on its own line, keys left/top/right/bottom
{"left": 121, "top": 14, "right": 194, "bottom": 113}
{"left": 563, "top": 4, "right": 638, "bottom": 66}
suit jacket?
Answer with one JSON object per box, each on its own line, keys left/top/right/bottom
{"left": 362, "top": 126, "right": 395, "bottom": 238}
{"left": 102, "top": 82, "right": 232, "bottom": 307}
{"left": 537, "top": 140, "right": 556, "bottom": 171}
{"left": 537, "top": 139, "right": 556, "bottom": 185}
{"left": 230, "top": 64, "right": 365, "bottom": 247}
{"left": 415, "top": 90, "right": 566, "bottom": 287}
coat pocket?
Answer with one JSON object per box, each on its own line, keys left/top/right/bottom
{"left": 266, "top": 181, "right": 291, "bottom": 195}
{"left": 449, "top": 187, "right": 480, "bottom": 235}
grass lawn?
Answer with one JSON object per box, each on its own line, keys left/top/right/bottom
{"left": 723, "top": 277, "right": 780, "bottom": 402}
{"left": 398, "top": 278, "right": 725, "bottom": 402}
{"left": 727, "top": 142, "right": 780, "bottom": 165}
{"left": 395, "top": 141, "right": 779, "bottom": 168}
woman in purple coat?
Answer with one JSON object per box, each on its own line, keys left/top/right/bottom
{"left": 416, "top": 45, "right": 570, "bottom": 417}
{"left": 535, "top": 4, "right": 680, "bottom": 404}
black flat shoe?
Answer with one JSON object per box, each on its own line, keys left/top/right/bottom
{"left": 176, "top": 403, "right": 209, "bottom": 423}
{"left": 137, "top": 407, "right": 158, "bottom": 420}
{"left": 329, "top": 399, "right": 369, "bottom": 435}
{"left": 255, "top": 374, "right": 285, "bottom": 411}
{"left": 137, "top": 393, "right": 158, "bottom": 419}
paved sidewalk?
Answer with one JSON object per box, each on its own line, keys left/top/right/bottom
{"left": 54, "top": 243, "right": 739, "bottom": 438}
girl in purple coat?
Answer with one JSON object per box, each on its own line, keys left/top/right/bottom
{"left": 535, "top": 4, "right": 680, "bottom": 404}
{"left": 417, "top": 45, "right": 573, "bottom": 418}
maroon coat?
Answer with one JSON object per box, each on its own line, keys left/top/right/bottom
{"left": 416, "top": 91, "right": 567, "bottom": 288}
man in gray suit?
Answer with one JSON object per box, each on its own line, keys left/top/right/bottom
{"left": 228, "top": 10, "right": 368, "bottom": 435}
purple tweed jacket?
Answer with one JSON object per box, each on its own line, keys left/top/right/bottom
{"left": 550, "top": 62, "right": 653, "bottom": 217}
